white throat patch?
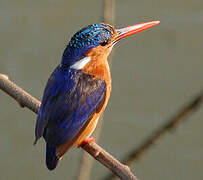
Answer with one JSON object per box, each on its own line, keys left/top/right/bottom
{"left": 70, "top": 56, "right": 91, "bottom": 70}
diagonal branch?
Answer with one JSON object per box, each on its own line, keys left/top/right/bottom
{"left": 105, "top": 90, "right": 203, "bottom": 180}
{"left": 0, "top": 73, "right": 138, "bottom": 180}
{"left": 122, "top": 91, "right": 203, "bottom": 166}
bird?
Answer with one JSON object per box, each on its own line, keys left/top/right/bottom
{"left": 34, "top": 20, "right": 160, "bottom": 170}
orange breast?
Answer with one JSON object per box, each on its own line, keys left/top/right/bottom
{"left": 83, "top": 45, "right": 112, "bottom": 87}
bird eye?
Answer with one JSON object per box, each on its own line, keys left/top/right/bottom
{"left": 100, "top": 38, "right": 111, "bottom": 46}
{"left": 100, "top": 41, "right": 108, "bottom": 46}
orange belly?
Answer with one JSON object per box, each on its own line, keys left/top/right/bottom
{"left": 73, "top": 116, "right": 99, "bottom": 147}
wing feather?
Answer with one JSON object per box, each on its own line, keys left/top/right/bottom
{"left": 35, "top": 65, "right": 106, "bottom": 147}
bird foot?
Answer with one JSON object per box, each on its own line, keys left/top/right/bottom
{"left": 78, "top": 136, "right": 95, "bottom": 147}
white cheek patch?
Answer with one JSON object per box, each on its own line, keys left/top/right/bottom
{"left": 70, "top": 56, "right": 91, "bottom": 70}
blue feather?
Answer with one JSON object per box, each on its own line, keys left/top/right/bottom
{"left": 46, "top": 144, "right": 59, "bottom": 170}
{"left": 35, "top": 64, "right": 106, "bottom": 156}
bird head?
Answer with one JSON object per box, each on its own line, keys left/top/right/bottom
{"left": 62, "top": 21, "right": 160, "bottom": 68}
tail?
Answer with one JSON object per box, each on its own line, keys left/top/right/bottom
{"left": 46, "top": 144, "right": 59, "bottom": 170}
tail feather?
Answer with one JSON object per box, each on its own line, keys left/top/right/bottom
{"left": 46, "top": 144, "right": 59, "bottom": 170}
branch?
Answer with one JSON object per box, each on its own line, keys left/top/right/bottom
{"left": 105, "top": 90, "right": 203, "bottom": 180}
{"left": 103, "top": 0, "right": 115, "bottom": 25}
{"left": 0, "top": 74, "right": 40, "bottom": 114}
{"left": 0, "top": 73, "right": 138, "bottom": 180}
{"left": 123, "top": 91, "right": 203, "bottom": 165}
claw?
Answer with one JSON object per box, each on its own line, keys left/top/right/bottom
{"left": 78, "top": 136, "right": 95, "bottom": 147}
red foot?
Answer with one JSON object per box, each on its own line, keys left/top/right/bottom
{"left": 78, "top": 136, "right": 95, "bottom": 147}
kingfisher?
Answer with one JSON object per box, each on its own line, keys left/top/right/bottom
{"left": 34, "top": 20, "right": 160, "bottom": 170}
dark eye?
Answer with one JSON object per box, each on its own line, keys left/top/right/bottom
{"left": 100, "top": 41, "right": 108, "bottom": 46}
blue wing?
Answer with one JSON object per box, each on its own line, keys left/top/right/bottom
{"left": 35, "top": 65, "right": 106, "bottom": 147}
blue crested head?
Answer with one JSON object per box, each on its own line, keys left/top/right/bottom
{"left": 62, "top": 23, "right": 115, "bottom": 66}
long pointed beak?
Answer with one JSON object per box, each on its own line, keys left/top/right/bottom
{"left": 114, "top": 20, "right": 160, "bottom": 42}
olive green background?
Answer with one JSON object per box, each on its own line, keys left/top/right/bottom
{"left": 0, "top": 0, "right": 202, "bottom": 179}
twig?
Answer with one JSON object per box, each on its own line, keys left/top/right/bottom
{"left": 76, "top": 1, "right": 116, "bottom": 180}
{"left": 0, "top": 74, "right": 40, "bottom": 114}
{"left": 123, "top": 91, "right": 203, "bottom": 165}
{"left": 0, "top": 73, "right": 139, "bottom": 180}
{"left": 105, "top": 90, "right": 203, "bottom": 180}
{"left": 82, "top": 142, "right": 138, "bottom": 180}
{"left": 103, "top": 0, "right": 115, "bottom": 25}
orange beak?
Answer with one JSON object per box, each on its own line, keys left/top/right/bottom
{"left": 115, "top": 20, "right": 160, "bottom": 42}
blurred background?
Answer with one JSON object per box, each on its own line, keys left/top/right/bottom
{"left": 0, "top": 0, "right": 203, "bottom": 179}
